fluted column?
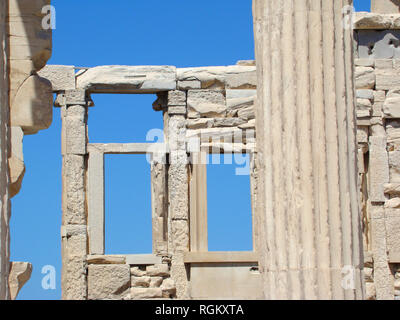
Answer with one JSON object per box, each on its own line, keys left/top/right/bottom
{"left": 253, "top": 0, "right": 365, "bottom": 299}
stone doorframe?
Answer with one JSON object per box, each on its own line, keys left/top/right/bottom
{"left": 41, "top": 63, "right": 260, "bottom": 299}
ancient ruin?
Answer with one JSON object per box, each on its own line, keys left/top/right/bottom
{"left": 1, "top": 0, "right": 400, "bottom": 300}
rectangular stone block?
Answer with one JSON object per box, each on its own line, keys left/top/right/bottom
{"left": 356, "top": 89, "right": 374, "bottom": 100}
{"left": 355, "top": 66, "right": 376, "bottom": 89}
{"left": 38, "top": 65, "right": 75, "bottom": 91}
{"left": 355, "top": 59, "right": 374, "bottom": 67}
{"left": 389, "top": 151, "right": 400, "bottom": 182}
{"left": 383, "top": 97, "right": 400, "bottom": 118}
{"left": 168, "top": 106, "right": 187, "bottom": 115}
{"left": 369, "top": 136, "right": 390, "bottom": 202}
{"left": 385, "top": 209, "right": 400, "bottom": 263}
{"left": 187, "top": 90, "right": 226, "bottom": 118}
{"left": 357, "top": 126, "right": 369, "bottom": 144}
{"left": 146, "top": 264, "right": 170, "bottom": 277}
{"left": 88, "top": 265, "right": 130, "bottom": 300}
{"left": 168, "top": 90, "right": 186, "bottom": 106}
{"left": 376, "top": 70, "right": 400, "bottom": 90}
{"left": 63, "top": 155, "right": 86, "bottom": 225}
{"left": 65, "top": 89, "right": 86, "bottom": 106}
{"left": 76, "top": 65, "right": 177, "bottom": 93}
{"left": 177, "top": 80, "right": 201, "bottom": 90}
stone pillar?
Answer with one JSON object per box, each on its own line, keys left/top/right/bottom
{"left": 167, "top": 90, "right": 190, "bottom": 299}
{"left": 371, "top": 0, "right": 400, "bottom": 13}
{"left": 253, "top": 0, "right": 365, "bottom": 299}
{"left": 60, "top": 89, "right": 88, "bottom": 300}
{"left": 0, "top": 0, "right": 10, "bottom": 300}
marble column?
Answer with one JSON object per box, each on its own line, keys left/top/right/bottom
{"left": 253, "top": 0, "right": 365, "bottom": 299}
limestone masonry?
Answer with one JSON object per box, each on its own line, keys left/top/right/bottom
{"left": 1, "top": 0, "right": 400, "bottom": 300}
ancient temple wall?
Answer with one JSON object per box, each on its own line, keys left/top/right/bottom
{"left": 0, "top": 0, "right": 53, "bottom": 300}
{"left": 354, "top": 10, "right": 400, "bottom": 300}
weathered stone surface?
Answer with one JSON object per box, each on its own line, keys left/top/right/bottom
{"left": 65, "top": 105, "right": 87, "bottom": 155}
{"left": 225, "top": 67, "right": 257, "bottom": 89}
{"left": 371, "top": 0, "right": 400, "bottom": 14}
{"left": 38, "top": 65, "right": 75, "bottom": 91}
{"left": 385, "top": 183, "right": 400, "bottom": 194}
{"left": 226, "top": 89, "right": 256, "bottom": 116}
{"left": 177, "top": 67, "right": 226, "bottom": 89}
{"left": 389, "top": 151, "right": 400, "bottom": 182}
{"left": 366, "top": 282, "right": 376, "bottom": 300}
{"left": 161, "top": 278, "right": 176, "bottom": 298}
{"left": 375, "top": 90, "right": 387, "bottom": 102}
{"left": 131, "top": 276, "right": 151, "bottom": 288}
{"left": 88, "top": 265, "right": 130, "bottom": 300}
{"left": 171, "top": 220, "right": 189, "bottom": 252}
{"left": 387, "top": 120, "right": 400, "bottom": 150}
{"left": 150, "top": 277, "right": 163, "bottom": 288}
{"left": 355, "top": 59, "right": 375, "bottom": 67}
{"left": 385, "top": 209, "right": 400, "bottom": 262}
{"left": 131, "top": 267, "right": 146, "bottom": 277}
{"left": 356, "top": 89, "right": 374, "bottom": 100}
{"left": 355, "top": 66, "right": 376, "bottom": 89}
{"left": 76, "top": 65, "right": 177, "bottom": 93}
{"left": 239, "top": 119, "right": 256, "bottom": 130}
{"left": 8, "top": 0, "right": 52, "bottom": 70}
{"left": 63, "top": 155, "right": 86, "bottom": 225}
{"left": 87, "top": 255, "right": 126, "bottom": 265}
{"left": 370, "top": 205, "right": 394, "bottom": 299}
{"left": 168, "top": 90, "right": 186, "bottom": 106}
{"left": 357, "top": 126, "right": 369, "bottom": 144}
{"left": 385, "top": 197, "right": 400, "bottom": 208}
{"left": 131, "top": 287, "right": 162, "bottom": 299}
{"left": 213, "top": 118, "right": 246, "bottom": 127}
{"left": 254, "top": 0, "right": 364, "bottom": 300}
{"left": 177, "top": 80, "right": 201, "bottom": 90}
{"left": 8, "top": 262, "right": 32, "bottom": 300}
{"left": 177, "top": 66, "right": 256, "bottom": 89}
{"left": 10, "top": 75, "right": 53, "bottom": 135}
{"left": 186, "top": 118, "right": 214, "bottom": 129}
{"left": 383, "top": 97, "right": 400, "bottom": 118}
{"left": 354, "top": 12, "right": 400, "bottom": 30}
{"left": 237, "top": 106, "right": 255, "bottom": 120}
{"left": 9, "top": 127, "right": 24, "bottom": 198}
{"left": 61, "top": 226, "right": 87, "bottom": 300}
{"left": 187, "top": 90, "right": 226, "bottom": 118}
{"left": 376, "top": 68, "right": 400, "bottom": 90}
{"left": 146, "top": 264, "right": 170, "bottom": 277}
{"left": 369, "top": 136, "right": 390, "bottom": 202}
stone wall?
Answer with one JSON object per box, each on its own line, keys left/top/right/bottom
{"left": 354, "top": 11, "right": 400, "bottom": 300}
{"left": 41, "top": 62, "right": 259, "bottom": 300}
{"left": 86, "top": 256, "right": 176, "bottom": 300}
{"left": 0, "top": 0, "right": 53, "bottom": 300}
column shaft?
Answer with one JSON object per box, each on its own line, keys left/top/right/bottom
{"left": 253, "top": 0, "right": 365, "bottom": 300}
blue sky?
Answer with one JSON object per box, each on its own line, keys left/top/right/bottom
{"left": 10, "top": 0, "right": 371, "bottom": 300}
